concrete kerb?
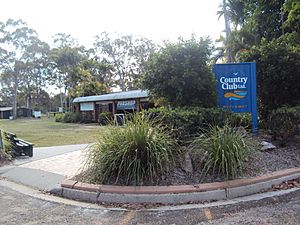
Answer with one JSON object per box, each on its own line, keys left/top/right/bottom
{"left": 55, "top": 167, "right": 300, "bottom": 204}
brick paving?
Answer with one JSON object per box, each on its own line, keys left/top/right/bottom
{"left": 19, "top": 150, "right": 85, "bottom": 178}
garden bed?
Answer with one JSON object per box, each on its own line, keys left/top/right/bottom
{"left": 74, "top": 135, "right": 300, "bottom": 186}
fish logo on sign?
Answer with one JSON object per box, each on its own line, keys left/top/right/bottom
{"left": 224, "top": 90, "right": 247, "bottom": 101}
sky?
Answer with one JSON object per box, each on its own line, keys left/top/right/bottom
{"left": 0, "top": 0, "right": 225, "bottom": 47}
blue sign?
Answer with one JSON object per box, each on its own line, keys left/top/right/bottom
{"left": 213, "top": 62, "right": 258, "bottom": 133}
{"left": 117, "top": 100, "right": 136, "bottom": 110}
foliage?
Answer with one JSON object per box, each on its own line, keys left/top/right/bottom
{"left": 192, "top": 125, "right": 257, "bottom": 179}
{"left": 55, "top": 112, "right": 82, "bottom": 123}
{"left": 83, "top": 113, "right": 178, "bottom": 185}
{"left": 217, "top": 0, "right": 297, "bottom": 62}
{"left": 142, "top": 36, "right": 216, "bottom": 107}
{"left": 94, "top": 32, "right": 156, "bottom": 91}
{"left": 72, "top": 58, "right": 113, "bottom": 97}
{"left": 48, "top": 39, "right": 86, "bottom": 109}
{"left": 251, "top": 0, "right": 286, "bottom": 41}
{"left": 1, "top": 130, "right": 13, "bottom": 156}
{"left": 54, "top": 113, "right": 64, "bottom": 122}
{"left": 0, "top": 19, "right": 45, "bottom": 119}
{"left": 268, "top": 106, "right": 300, "bottom": 146}
{"left": 0, "top": 130, "right": 12, "bottom": 162}
{"left": 72, "top": 77, "right": 109, "bottom": 97}
{"left": 98, "top": 112, "right": 113, "bottom": 125}
{"left": 63, "top": 112, "right": 82, "bottom": 123}
{"left": 284, "top": 0, "right": 300, "bottom": 33}
{"left": 145, "top": 107, "right": 252, "bottom": 142}
{"left": 239, "top": 35, "right": 300, "bottom": 115}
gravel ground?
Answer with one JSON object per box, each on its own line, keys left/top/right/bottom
{"left": 244, "top": 142, "right": 300, "bottom": 177}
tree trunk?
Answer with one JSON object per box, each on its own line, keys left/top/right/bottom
{"left": 223, "top": 0, "right": 232, "bottom": 62}
{"left": 13, "top": 76, "right": 18, "bottom": 119}
{"left": 26, "top": 94, "right": 32, "bottom": 109}
{"left": 60, "top": 90, "right": 63, "bottom": 110}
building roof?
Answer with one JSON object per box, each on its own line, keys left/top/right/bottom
{"left": 73, "top": 90, "right": 149, "bottom": 103}
{"left": 0, "top": 107, "right": 12, "bottom": 112}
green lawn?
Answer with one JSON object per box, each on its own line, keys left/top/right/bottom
{"left": 0, "top": 117, "right": 102, "bottom": 147}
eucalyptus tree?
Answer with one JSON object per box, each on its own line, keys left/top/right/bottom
{"left": 93, "top": 32, "right": 156, "bottom": 91}
{"left": 0, "top": 19, "right": 40, "bottom": 119}
{"left": 21, "top": 39, "right": 50, "bottom": 109}
{"left": 80, "top": 56, "right": 114, "bottom": 90}
{"left": 48, "top": 33, "right": 86, "bottom": 110}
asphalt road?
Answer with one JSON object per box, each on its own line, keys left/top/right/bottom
{"left": 0, "top": 182, "right": 300, "bottom": 225}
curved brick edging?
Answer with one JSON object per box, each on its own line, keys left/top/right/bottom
{"left": 58, "top": 167, "right": 300, "bottom": 204}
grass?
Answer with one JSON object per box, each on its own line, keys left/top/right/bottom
{"left": 0, "top": 117, "right": 101, "bottom": 147}
{"left": 192, "top": 125, "right": 258, "bottom": 180}
{"left": 83, "top": 113, "right": 179, "bottom": 185}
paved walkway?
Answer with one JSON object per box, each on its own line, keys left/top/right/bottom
{"left": 19, "top": 150, "right": 84, "bottom": 178}
{"left": 0, "top": 144, "right": 89, "bottom": 191}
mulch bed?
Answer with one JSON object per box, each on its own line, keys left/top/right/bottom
{"left": 74, "top": 135, "right": 300, "bottom": 186}
{"left": 162, "top": 135, "right": 300, "bottom": 185}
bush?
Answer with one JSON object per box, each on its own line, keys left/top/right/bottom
{"left": 268, "top": 106, "right": 300, "bottom": 146}
{"left": 98, "top": 112, "right": 113, "bottom": 125}
{"left": 192, "top": 125, "right": 258, "bottom": 179}
{"left": 83, "top": 113, "right": 179, "bottom": 185}
{"left": 63, "top": 112, "right": 82, "bottom": 123}
{"left": 1, "top": 130, "right": 13, "bottom": 156}
{"left": 55, "top": 112, "right": 82, "bottom": 123}
{"left": 55, "top": 113, "right": 64, "bottom": 122}
{"left": 145, "top": 107, "right": 252, "bottom": 142}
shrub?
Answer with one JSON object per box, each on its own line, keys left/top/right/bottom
{"left": 192, "top": 125, "right": 258, "bottom": 179}
{"left": 98, "top": 112, "right": 113, "bottom": 125}
{"left": 1, "top": 130, "right": 14, "bottom": 157}
{"left": 55, "top": 113, "right": 64, "bottom": 122}
{"left": 145, "top": 107, "right": 252, "bottom": 142}
{"left": 83, "top": 113, "right": 179, "bottom": 185}
{"left": 268, "top": 106, "right": 300, "bottom": 146}
{"left": 55, "top": 112, "right": 82, "bottom": 123}
{"left": 63, "top": 112, "right": 82, "bottom": 123}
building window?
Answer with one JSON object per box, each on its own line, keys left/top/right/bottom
{"left": 80, "top": 102, "right": 94, "bottom": 111}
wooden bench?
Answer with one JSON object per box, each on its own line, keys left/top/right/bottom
{"left": 3, "top": 131, "right": 33, "bottom": 157}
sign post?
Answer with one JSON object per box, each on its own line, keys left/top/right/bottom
{"left": 213, "top": 62, "right": 258, "bottom": 134}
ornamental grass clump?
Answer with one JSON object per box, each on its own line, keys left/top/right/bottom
{"left": 193, "top": 125, "right": 258, "bottom": 180}
{"left": 83, "top": 113, "right": 178, "bottom": 185}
